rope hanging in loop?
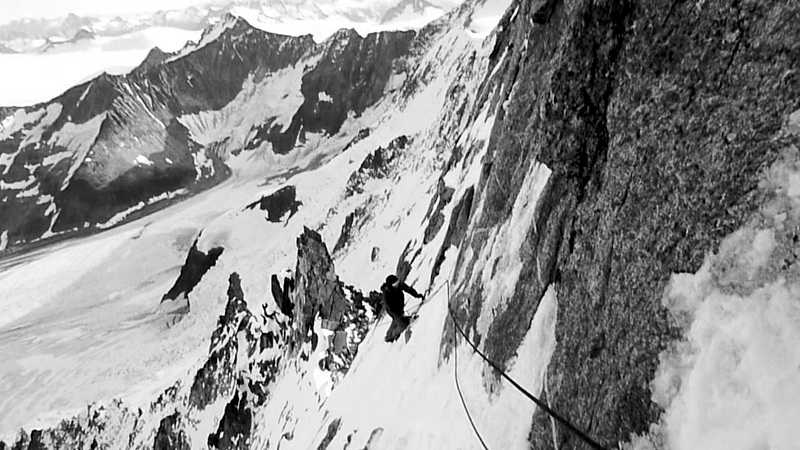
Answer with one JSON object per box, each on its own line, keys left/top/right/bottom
{"left": 450, "top": 280, "right": 491, "bottom": 450}
{"left": 445, "top": 280, "right": 611, "bottom": 450}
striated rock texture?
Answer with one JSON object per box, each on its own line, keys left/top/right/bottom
{"left": 441, "top": 0, "right": 800, "bottom": 448}
{"left": 290, "top": 227, "right": 350, "bottom": 344}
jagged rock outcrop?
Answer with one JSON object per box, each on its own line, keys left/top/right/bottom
{"left": 248, "top": 31, "right": 415, "bottom": 153}
{"left": 276, "top": 227, "right": 373, "bottom": 373}
{"left": 0, "top": 401, "right": 144, "bottom": 449}
{"left": 441, "top": 0, "right": 800, "bottom": 448}
{"left": 270, "top": 273, "right": 295, "bottom": 318}
{"left": 189, "top": 273, "right": 252, "bottom": 410}
{"left": 207, "top": 391, "right": 253, "bottom": 450}
{"left": 289, "top": 227, "right": 350, "bottom": 343}
{"left": 162, "top": 238, "right": 224, "bottom": 304}
{"left": 136, "top": 47, "right": 171, "bottom": 72}
{"left": 430, "top": 184, "right": 472, "bottom": 283}
{"left": 345, "top": 135, "right": 409, "bottom": 195}
{"left": 245, "top": 185, "right": 303, "bottom": 223}
{"left": 422, "top": 179, "right": 455, "bottom": 244}
{"left": 315, "top": 418, "right": 342, "bottom": 450}
{"left": 153, "top": 412, "right": 191, "bottom": 450}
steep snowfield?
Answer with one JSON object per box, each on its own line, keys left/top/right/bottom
{"left": 0, "top": 27, "right": 201, "bottom": 106}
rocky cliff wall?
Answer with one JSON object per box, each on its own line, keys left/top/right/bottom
{"left": 442, "top": 0, "right": 800, "bottom": 447}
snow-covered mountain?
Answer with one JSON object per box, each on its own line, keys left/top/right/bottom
{"left": 0, "top": 0, "right": 463, "bottom": 107}
{"left": 1, "top": 0, "right": 799, "bottom": 449}
{"left": 0, "top": 14, "right": 419, "bottom": 248}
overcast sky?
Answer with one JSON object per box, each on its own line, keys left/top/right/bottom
{"left": 0, "top": 0, "right": 215, "bottom": 22}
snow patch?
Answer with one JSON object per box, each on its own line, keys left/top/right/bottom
{"left": 1, "top": 175, "right": 37, "bottom": 191}
{"left": 169, "top": 17, "right": 237, "bottom": 62}
{"left": 470, "top": 160, "right": 552, "bottom": 335}
{"left": 22, "top": 103, "right": 63, "bottom": 148}
{"left": 134, "top": 154, "right": 154, "bottom": 166}
{"left": 179, "top": 61, "right": 313, "bottom": 168}
{"left": 318, "top": 91, "right": 333, "bottom": 103}
{"left": 191, "top": 148, "right": 214, "bottom": 180}
{"left": 42, "top": 151, "right": 72, "bottom": 167}
{"left": 467, "top": 0, "right": 513, "bottom": 40}
{"left": 96, "top": 189, "right": 187, "bottom": 230}
{"left": 0, "top": 231, "right": 7, "bottom": 252}
{"left": 37, "top": 194, "right": 54, "bottom": 205}
{"left": 16, "top": 185, "right": 40, "bottom": 198}
{"left": 50, "top": 112, "right": 106, "bottom": 190}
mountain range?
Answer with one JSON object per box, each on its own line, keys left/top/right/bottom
{"left": 0, "top": 0, "right": 462, "bottom": 53}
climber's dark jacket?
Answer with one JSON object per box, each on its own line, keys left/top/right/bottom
{"left": 380, "top": 281, "right": 422, "bottom": 318}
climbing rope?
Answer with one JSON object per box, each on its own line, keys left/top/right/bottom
{"left": 407, "top": 269, "right": 452, "bottom": 316}
{"left": 449, "top": 279, "right": 491, "bottom": 450}
{"left": 445, "top": 279, "right": 611, "bottom": 450}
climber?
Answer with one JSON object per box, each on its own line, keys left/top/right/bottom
{"left": 380, "top": 274, "right": 423, "bottom": 342}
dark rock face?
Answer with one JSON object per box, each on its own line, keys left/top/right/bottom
{"left": 270, "top": 274, "right": 295, "bottom": 318}
{"left": 290, "top": 227, "right": 349, "bottom": 342}
{"left": 245, "top": 185, "right": 302, "bottom": 223}
{"left": 162, "top": 238, "right": 224, "bottom": 303}
{"left": 154, "top": 412, "right": 191, "bottom": 450}
{"left": 345, "top": 135, "right": 409, "bottom": 195}
{"left": 315, "top": 418, "right": 341, "bottom": 450}
{"left": 430, "top": 185, "right": 473, "bottom": 284}
{"left": 445, "top": 0, "right": 800, "bottom": 448}
{"left": 332, "top": 212, "right": 356, "bottom": 254}
{"left": 207, "top": 391, "right": 252, "bottom": 450}
{"left": 189, "top": 273, "right": 248, "bottom": 410}
{"left": 191, "top": 272, "right": 291, "bottom": 446}
{"left": 258, "top": 31, "right": 415, "bottom": 154}
{"left": 331, "top": 205, "right": 373, "bottom": 256}
{"left": 422, "top": 180, "right": 455, "bottom": 245}
{"left": 341, "top": 128, "right": 371, "bottom": 153}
